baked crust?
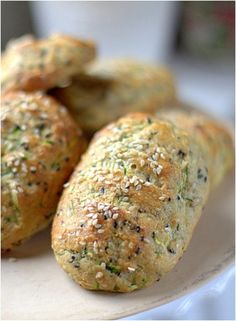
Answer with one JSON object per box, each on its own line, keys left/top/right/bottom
{"left": 1, "top": 34, "right": 96, "bottom": 93}
{"left": 1, "top": 91, "right": 86, "bottom": 251}
{"left": 51, "top": 111, "right": 233, "bottom": 292}
{"left": 50, "top": 59, "right": 177, "bottom": 136}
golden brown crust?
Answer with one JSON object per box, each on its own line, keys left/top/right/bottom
{"left": 156, "top": 108, "right": 234, "bottom": 188}
{"left": 1, "top": 34, "right": 96, "bottom": 93}
{"left": 52, "top": 109, "right": 233, "bottom": 292}
{"left": 50, "top": 58, "right": 177, "bottom": 136}
{"left": 1, "top": 91, "right": 86, "bottom": 251}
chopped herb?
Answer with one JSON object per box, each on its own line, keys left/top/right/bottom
{"left": 106, "top": 263, "right": 121, "bottom": 275}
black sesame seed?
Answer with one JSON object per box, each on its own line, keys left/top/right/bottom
{"left": 140, "top": 236, "right": 145, "bottom": 241}
{"left": 99, "top": 187, "right": 105, "bottom": 194}
{"left": 113, "top": 221, "right": 118, "bottom": 229}
{"left": 167, "top": 247, "right": 176, "bottom": 254}
{"left": 177, "top": 150, "right": 186, "bottom": 159}
{"left": 168, "top": 197, "right": 171, "bottom": 202}
{"left": 136, "top": 226, "right": 141, "bottom": 233}
{"left": 135, "top": 247, "right": 141, "bottom": 255}
{"left": 177, "top": 195, "right": 181, "bottom": 200}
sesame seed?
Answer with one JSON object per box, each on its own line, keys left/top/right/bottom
{"left": 95, "top": 271, "right": 104, "bottom": 279}
{"left": 160, "top": 153, "right": 165, "bottom": 159}
{"left": 86, "top": 213, "right": 94, "bottom": 218}
{"left": 128, "top": 267, "right": 135, "bottom": 272}
{"left": 17, "top": 186, "right": 24, "bottom": 193}
{"left": 63, "top": 182, "right": 70, "bottom": 188}
{"left": 92, "top": 219, "right": 98, "bottom": 226}
{"left": 113, "top": 207, "right": 119, "bottom": 211}
{"left": 101, "top": 262, "right": 106, "bottom": 269}
{"left": 136, "top": 185, "right": 142, "bottom": 191}
{"left": 14, "top": 159, "right": 20, "bottom": 166}
{"left": 112, "top": 213, "right": 119, "bottom": 220}
{"left": 140, "top": 159, "right": 145, "bottom": 167}
{"left": 123, "top": 197, "right": 129, "bottom": 202}
{"left": 144, "top": 238, "right": 150, "bottom": 243}
{"left": 95, "top": 224, "right": 102, "bottom": 229}
{"left": 159, "top": 196, "right": 166, "bottom": 201}
{"left": 129, "top": 242, "right": 134, "bottom": 249}
{"left": 97, "top": 229, "right": 104, "bottom": 234}
{"left": 144, "top": 181, "right": 151, "bottom": 186}
{"left": 12, "top": 168, "right": 17, "bottom": 173}
{"left": 152, "top": 153, "right": 159, "bottom": 161}
{"left": 92, "top": 214, "right": 98, "bottom": 219}
{"left": 57, "top": 235, "right": 62, "bottom": 240}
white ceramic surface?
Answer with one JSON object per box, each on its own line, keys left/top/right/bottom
{"left": 2, "top": 171, "right": 234, "bottom": 320}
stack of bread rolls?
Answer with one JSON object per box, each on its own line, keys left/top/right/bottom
{"left": 1, "top": 34, "right": 234, "bottom": 292}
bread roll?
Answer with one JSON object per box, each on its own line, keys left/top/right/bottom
{"left": 52, "top": 110, "right": 233, "bottom": 292}
{"left": 50, "top": 59, "right": 177, "bottom": 136}
{"left": 1, "top": 34, "right": 96, "bottom": 93}
{"left": 1, "top": 91, "right": 86, "bottom": 251}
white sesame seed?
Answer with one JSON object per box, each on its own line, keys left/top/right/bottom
{"left": 98, "top": 204, "right": 105, "bottom": 210}
{"left": 113, "top": 207, "right": 119, "bottom": 211}
{"left": 112, "top": 213, "right": 119, "bottom": 220}
{"left": 160, "top": 153, "right": 165, "bottom": 159}
{"left": 123, "top": 197, "right": 129, "bottom": 202}
{"left": 101, "top": 262, "right": 106, "bottom": 269}
{"left": 140, "top": 159, "right": 145, "bottom": 167}
{"left": 17, "top": 186, "right": 23, "bottom": 193}
{"left": 144, "top": 238, "right": 150, "bottom": 243}
{"left": 92, "top": 219, "right": 98, "bottom": 226}
{"left": 136, "top": 185, "right": 142, "bottom": 191}
{"left": 97, "top": 229, "right": 104, "bottom": 234}
{"left": 12, "top": 168, "right": 17, "bottom": 173}
{"left": 159, "top": 196, "right": 166, "bottom": 201}
{"left": 57, "top": 235, "right": 62, "bottom": 240}
{"left": 95, "top": 224, "right": 102, "bottom": 229}
{"left": 14, "top": 159, "right": 20, "bottom": 166}
{"left": 95, "top": 272, "right": 103, "bottom": 279}
{"left": 92, "top": 214, "right": 98, "bottom": 219}
{"left": 144, "top": 181, "right": 151, "bottom": 186}
{"left": 152, "top": 153, "right": 159, "bottom": 161}
{"left": 128, "top": 242, "right": 134, "bottom": 249}
{"left": 86, "top": 213, "right": 94, "bottom": 218}
{"left": 63, "top": 182, "right": 70, "bottom": 188}
{"left": 128, "top": 267, "right": 135, "bottom": 272}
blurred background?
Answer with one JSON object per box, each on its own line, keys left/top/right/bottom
{"left": 1, "top": 1, "right": 235, "bottom": 121}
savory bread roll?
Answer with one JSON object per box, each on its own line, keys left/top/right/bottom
{"left": 52, "top": 111, "right": 233, "bottom": 292}
{"left": 1, "top": 92, "right": 86, "bottom": 251}
{"left": 1, "top": 34, "right": 96, "bottom": 94}
{"left": 50, "top": 59, "right": 177, "bottom": 136}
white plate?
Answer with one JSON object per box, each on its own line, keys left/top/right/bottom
{"left": 2, "top": 172, "right": 234, "bottom": 320}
